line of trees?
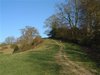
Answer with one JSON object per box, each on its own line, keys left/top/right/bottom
{"left": 45, "top": 0, "right": 100, "bottom": 49}
{"left": 4, "top": 26, "right": 43, "bottom": 52}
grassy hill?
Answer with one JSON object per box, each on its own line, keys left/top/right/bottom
{"left": 0, "top": 39, "right": 100, "bottom": 75}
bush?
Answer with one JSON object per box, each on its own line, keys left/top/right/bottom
{"left": 78, "top": 35, "right": 92, "bottom": 46}
{"left": 11, "top": 44, "right": 19, "bottom": 53}
{"left": 13, "top": 45, "right": 19, "bottom": 53}
{"left": 32, "top": 37, "right": 43, "bottom": 46}
{"left": 20, "top": 44, "right": 32, "bottom": 51}
{"left": 11, "top": 44, "right": 17, "bottom": 48}
{"left": 11, "top": 37, "right": 43, "bottom": 52}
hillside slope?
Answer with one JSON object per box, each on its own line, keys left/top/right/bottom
{"left": 53, "top": 40, "right": 100, "bottom": 75}
{"left": 0, "top": 39, "right": 99, "bottom": 75}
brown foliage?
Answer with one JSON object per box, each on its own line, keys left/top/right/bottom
{"left": 32, "top": 37, "right": 43, "bottom": 46}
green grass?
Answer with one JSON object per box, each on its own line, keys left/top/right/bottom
{"left": 0, "top": 40, "right": 60, "bottom": 75}
{"left": 64, "top": 43, "right": 90, "bottom": 61}
{"left": 0, "top": 39, "right": 100, "bottom": 75}
{"left": 63, "top": 42, "right": 100, "bottom": 74}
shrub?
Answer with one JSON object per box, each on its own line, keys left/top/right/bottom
{"left": 20, "top": 44, "right": 32, "bottom": 51}
{"left": 11, "top": 44, "right": 16, "bottom": 48}
{"left": 32, "top": 37, "right": 43, "bottom": 46}
{"left": 11, "top": 44, "right": 19, "bottom": 53}
{"left": 13, "top": 45, "right": 19, "bottom": 53}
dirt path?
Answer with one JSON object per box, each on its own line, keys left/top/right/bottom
{"left": 53, "top": 40, "right": 94, "bottom": 75}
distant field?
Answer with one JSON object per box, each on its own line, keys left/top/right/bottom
{"left": 0, "top": 39, "right": 100, "bottom": 75}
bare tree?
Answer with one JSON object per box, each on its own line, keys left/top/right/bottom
{"left": 19, "top": 26, "right": 39, "bottom": 45}
{"left": 56, "top": 0, "right": 80, "bottom": 27}
{"left": 5, "top": 36, "right": 16, "bottom": 44}
{"left": 54, "top": 0, "right": 80, "bottom": 41}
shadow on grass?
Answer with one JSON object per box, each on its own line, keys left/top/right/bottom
{"left": 64, "top": 42, "right": 100, "bottom": 70}
{"left": 82, "top": 47, "right": 100, "bottom": 67}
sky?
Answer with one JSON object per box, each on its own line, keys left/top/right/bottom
{"left": 0, "top": 0, "right": 63, "bottom": 42}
